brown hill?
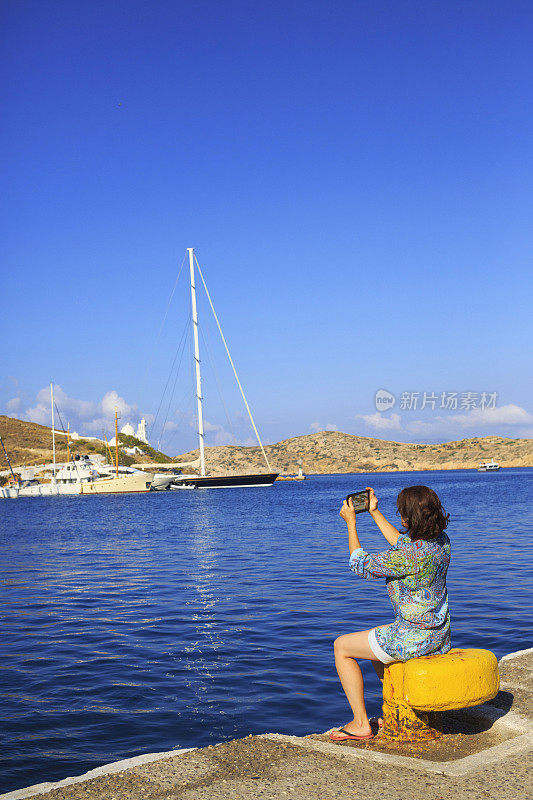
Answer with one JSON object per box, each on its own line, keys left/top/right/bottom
{"left": 0, "top": 415, "right": 74, "bottom": 466}
{"left": 1, "top": 416, "right": 531, "bottom": 475}
{"left": 175, "top": 429, "right": 533, "bottom": 475}
{"left": 0, "top": 416, "right": 172, "bottom": 469}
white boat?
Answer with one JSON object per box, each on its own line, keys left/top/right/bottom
{"left": 79, "top": 471, "right": 152, "bottom": 494}
{"left": 149, "top": 473, "right": 176, "bottom": 490}
{"left": 0, "top": 484, "right": 20, "bottom": 499}
{"left": 16, "top": 460, "right": 99, "bottom": 496}
{"left": 170, "top": 248, "right": 278, "bottom": 489}
{"left": 0, "top": 391, "right": 152, "bottom": 498}
{"left": 129, "top": 462, "right": 192, "bottom": 490}
{"left": 70, "top": 412, "right": 153, "bottom": 493}
{"left": 478, "top": 460, "right": 501, "bottom": 472}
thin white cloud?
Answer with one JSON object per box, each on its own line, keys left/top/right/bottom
{"left": 214, "top": 430, "right": 236, "bottom": 445}
{"left": 101, "top": 390, "right": 137, "bottom": 420}
{"left": 12, "top": 385, "right": 145, "bottom": 438}
{"left": 309, "top": 422, "right": 338, "bottom": 433}
{"left": 6, "top": 397, "right": 22, "bottom": 413}
{"left": 357, "top": 412, "right": 402, "bottom": 431}
{"left": 203, "top": 420, "right": 223, "bottom": 432}
{"left": 450, "top": 404, "right": 533, "bottom": 427}
{"left": 28, "top": 385, "right": 99, "bottom": 426}
{"left": 162, "top": 420, "right": 178, "bottom": 431}
{"left": 406, "top": 404, "right": 533, "bottom": 437}
{"left": 357, "top": 404, "right": 533, "bottom": 438}
{"left": 405, "top": 403, "right": 533, "bottom": 438}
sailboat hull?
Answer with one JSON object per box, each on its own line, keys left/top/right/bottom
{"left": 173, "top": 473, "right": 278, "bottom": 489}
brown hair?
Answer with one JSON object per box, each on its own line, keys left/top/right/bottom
{"left": 396, "top": 485, "right": 449, "bottom": 541}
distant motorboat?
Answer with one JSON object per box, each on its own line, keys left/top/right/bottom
{"left": 478, "top": 460, "right": 501, "bottom": 472}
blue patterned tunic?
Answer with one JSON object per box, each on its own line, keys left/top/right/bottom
{"left": 349, "top": 532, "right": 451, "bottom": 661}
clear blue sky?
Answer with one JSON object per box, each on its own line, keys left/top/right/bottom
{"left": 2, "top": 1, "right": 532, "bottom": 453}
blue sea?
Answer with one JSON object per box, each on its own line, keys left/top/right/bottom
{"left": 1, "top": 469, "right": 532, "bottom": 793}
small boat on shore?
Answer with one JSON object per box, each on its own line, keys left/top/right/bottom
{"left": 477, "top": 460, "right": 501, "bottom": 472}
{"left": 276, "top": 467, "right": 306, "bottom": 481}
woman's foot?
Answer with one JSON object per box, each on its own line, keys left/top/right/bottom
{"left": 330, "top": 719, "right": 373, "bottom": 741}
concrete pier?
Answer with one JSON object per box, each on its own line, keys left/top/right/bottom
{"left": 2, "top": 648, "right": 532, "bottom": 800}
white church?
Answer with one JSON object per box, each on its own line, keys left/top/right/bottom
{"left": 70, "top": 417, "right": 150, "bottom": 453}
{"left": 119, "top": 417, "right": 148, "bottom": 444}
{"left": 106, "top": 417, "right": 150, "bottom": 450}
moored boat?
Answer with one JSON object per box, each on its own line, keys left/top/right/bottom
{"left": 0, "top": 394, "right": 152, "bottom": 498}
{"left": 170, "top": 248, "right": 278, "bottom": 489}
{"left": 478, "top": 460, "right": 501, "bottom": 472}
{"left": 80, "top": 471, "right": 152, "bottom": 493}
{"left": 175, "top": 472, "right": 278, "bottom": 488}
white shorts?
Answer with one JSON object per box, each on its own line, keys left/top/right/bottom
{"left": 368, "top": 628, "right": 397, "bottom": 665}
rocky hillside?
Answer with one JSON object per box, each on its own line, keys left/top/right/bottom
{"left": 175, "top": 430, "right": 533, "bottom": 475}
{"left": 0, "top": 416, "right": 172, "bottom": 469}
{"left": 1, "top": 416, "right": 531, "bottom": 474}
{"left": 0, "top": 415, "right": 73, "bottom": 466}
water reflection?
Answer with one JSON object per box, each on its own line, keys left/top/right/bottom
{"left": 0, "top": 471, "right": 532, "bottom": 793}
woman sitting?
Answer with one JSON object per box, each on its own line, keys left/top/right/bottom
{"left": 330, "top": 484, "right": 451, "bottom": 741}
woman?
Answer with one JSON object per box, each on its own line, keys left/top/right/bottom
{"left": 330, "top": 484, "right": 451, "bottom": 741}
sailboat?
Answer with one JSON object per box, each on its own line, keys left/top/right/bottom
{"left": 171, "top": 248, "right": 278, "bottom": 488}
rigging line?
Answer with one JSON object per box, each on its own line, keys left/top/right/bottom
{"left": 149, "top": 312, "right": 191, "bottom": 439}
{"left": 53, "top": 403, "right": 80, "bottom": 477}
{"left": 158, "top": 323, "right": 191, "bottom": 451}
{"left": 143, "top": 252, "right": 187, "bottom": 382}
{"left": 193, "top": 253, "right": 272, "bottom": 472}
{"left": 53, "top": 403, "right": 66, "bottom": 434}
{"left": 199, "top": 324, "right": 235, "bottom": 438}
{"left": 159, "top": 393, "right": 195, "bottom": 453}
{"left": 172, "top": 329, "right": 200, "bottom": 454}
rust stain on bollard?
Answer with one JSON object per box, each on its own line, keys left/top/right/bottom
{"left": 382, "top": 661, "right": 442, "bottom": 741}
{"left": 382, "top": 697, "right": 442, "bottom": 741}
{"left": 380, "top": 649, "right": 499, "bottom": 743}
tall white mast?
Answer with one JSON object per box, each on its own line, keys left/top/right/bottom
{"left": 188, "top": 247, "right": 206, "bottom": 477}
{"left": 50, "top": 382, "right": 56, "bottom": 480}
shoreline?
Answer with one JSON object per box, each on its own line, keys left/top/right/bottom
{"left": 3, "top": 647, "right": 531, "bottom": 800}
{"left": 2, "top": 416, "right": 532, "bottom": 477}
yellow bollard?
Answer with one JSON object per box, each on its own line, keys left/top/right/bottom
{"left": 381, "top": 648, "right": 500, "bottom": 742}
{"left": 382, "top": 661, "right": 442, "bottom": 741}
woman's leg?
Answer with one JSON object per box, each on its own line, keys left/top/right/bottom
{"left": 371, "top": 660, "right": 384, "bottom": 682}
{"left": 370, "top": 660, "right": 384, "bottom": 727}
{"left": 332, "top": 629, "right": 377, "bottom": 738}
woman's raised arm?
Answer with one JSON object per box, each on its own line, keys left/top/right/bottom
{"left": 366, "top": 487, "right": 401, "bottom": 546}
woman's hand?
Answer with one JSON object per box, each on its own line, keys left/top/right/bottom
{"left": 340, "top": 498, "right": 356, "bottom": 525}
{"left": 365, "top": 487, "right": 378, "bottom": 513}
